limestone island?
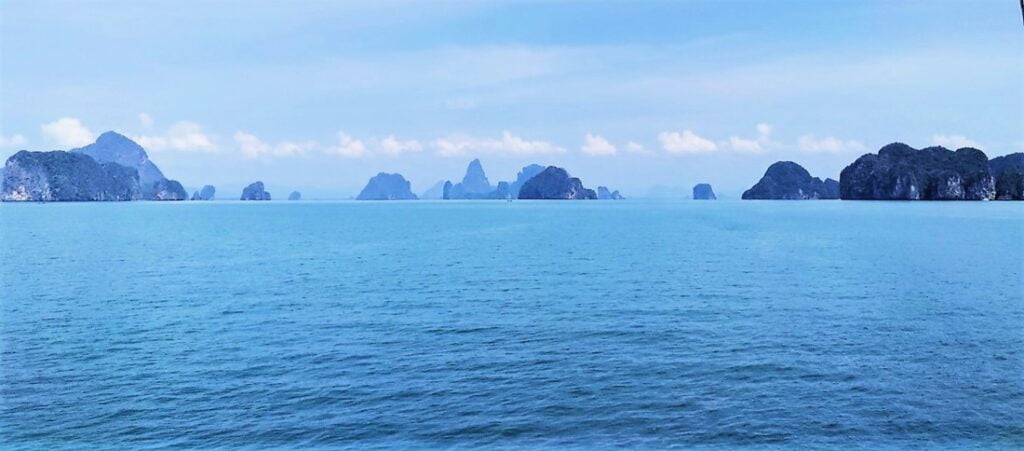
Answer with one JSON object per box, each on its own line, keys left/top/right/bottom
{"left": 192, "top": 185, "right": 216, "bottom": 201}
{"left": 74, "top": 132, "right": 187, "bottom": 200}
{"left": 356, "top": 173, "right": 417, "bottom": 200}
{"left": 442, "top": 160, "right": 546, "bottom": 200}
{"left": 1, "top": 131, "right": 187, "bottom": 202}
{"left": 693, "top": 183, "right": 716, "bottom": 200}
{"left": 518, "top": 166, "right": 596, "bottom": 200}
{"left": 597, "top": 186, "right": 624, "bottom": 200}
{"left": 1, "top": 150, "right": 140, "bottom": 201}
{"left": 240, "top": 181, "right": 272, "bottom": 200}
{"left": 841, "top": 143, "right": 1017, "bottom": 200}
{"left": 990, "top": 153, "right": 1024, "bottom": 200}
{"left": 742, "top": 161, "right": 839, "bottom": 200}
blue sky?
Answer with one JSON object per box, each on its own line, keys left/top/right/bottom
{"left": 2, "top": 0, "right": 1022, "bottom": 198}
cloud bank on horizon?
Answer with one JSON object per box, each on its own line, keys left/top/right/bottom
{"left": 1, "top": 0, "right": 1021, "bottom": 196}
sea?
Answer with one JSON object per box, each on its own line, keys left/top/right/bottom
{"left": 1, "top": 200, "right": 1022, "bottom": 449}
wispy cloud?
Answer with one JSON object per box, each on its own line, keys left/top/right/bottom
{"left": 0, "top": 133, "right": 27, "bottom": 149}
{"left": 235, "top": 131, "right": 313, "bottom": 158}
{"left": 377, "top": 136, "right": 423, "bottom": 156}
{"left": 431, "top": 131, "right": 565, "bottom": 157}
{"left": 658, "top": 130, "right": 717, "bottom": 154}
{"left": 931, "top": 134, "right": 980, "bottom": 149}
{"left": 41, "top": 117, "right": 94, "bottom": 148}
{"left": 581, "top": 133, "right": 617, "bottom": 156}
{"left": 324, "top": 132, "right": 367, "bottom": 158}
{"left": 134, "top": 121, "right": 217, "bottom": 152}
{"left": 797, "top": 135, "right": 866, "bottom": 153}
{"left": 722, "top": 122, "right": 777, "bottom": 153}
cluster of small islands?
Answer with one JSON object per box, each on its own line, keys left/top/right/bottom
{"left": 1, "top": 131, "right": 1022, "bottom": 202}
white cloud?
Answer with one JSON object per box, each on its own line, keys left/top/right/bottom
{"left": 138, "top": 113, "right": 154, "bottom": 129}
{"left": 723, "top": 122, "right": 776, "bottom": 153}
{"left": 0, "top": 134, "right": 27, "bottom": 149}
{"left": 658, "top": 130, "right": 717, "bottom": 154}
{"left": 134, "top": 121, "right": 217, "bottom": 152}
{"left": 272, "top": 140, "right": 316, "bottom": 157}
{"left": 932, "top": 134, "right": 980, "bottom": 149}
{"left": 624, "top": 141, "right": 655, "bottom": 156}
{"left": 726, "top": 136, "right": 763, "bottom": 153}
{"left": 431, "top": 131, "right": 565, "bottom": 157}
{"left": 235, "top": 131, "right": 313, "bottom": 158}
{"left": 325, "top": 132, "right": 367, "bottom": 158}
{"left": 378, "top": 136, "right": 423, "bottom": 156}
{"left": 581, "top": 133, "right": 617, "bottom": 156}
{"left": 797, "top": 135, "right": 866, "bottom": 153}
{"left": 235, "top": 131, "right": 271, "bottom": 159}
{"left": 41, "top": 117, "right": 95, "bottom": 148}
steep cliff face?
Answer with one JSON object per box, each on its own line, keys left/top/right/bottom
{"left": 989, "top": 153, "right": 1024, "bottom": 200}
{"left": 441, "top": 181, "right": 453, "bottom": 200}
{"left": 517, "top": 166, "right": 596, "bottom": 200}
{"left": 72, "top": 131, "right": 164, "bottom": 185}
{"left": 443, "top": 160, "right": 546, "bottom": 199}
{"left": 71, "top": 131, "right": 187, "bottom": 200}
{"left": 1, "top": 150, "right": 140, "bottom": 201}
{"left": 693, "top": 183, "right": 717, "bottom": 200}
{"left": 240, "top": 181, "right": 272, "bottom": 200}
{"left": 743, "top": 161, "right": 839, "bottom": 200}
{"left": 446, "top": 159, "right": 495, "bottom": 199}
{"left": 839, "top": 143, "right": 995, "bottom": 200}
{"left": 356, "top": 173, "right": 417, "bottom": 200}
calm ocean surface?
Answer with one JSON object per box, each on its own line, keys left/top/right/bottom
{"left": 1, "top": 200, "right": 1022, "bottom": 449}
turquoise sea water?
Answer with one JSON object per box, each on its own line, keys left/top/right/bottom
{"left": 1, "top": 200, "right": 1022, "bottom": 449}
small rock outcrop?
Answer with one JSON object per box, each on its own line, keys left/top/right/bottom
{"left": 1, "top": 150, "right": 140, "bottom": 201}
{"left": 597, "top": 186, "right": 624, "bottom": 200}
{"left": 693, "top": 183, "right": 716, "bottom": 200}
{"left": 441, "top": 181, "right": 453, "bottom": 200}
{"left": 191, "top": 185, "right": 216, "bottom": 200}
{"left": 288, "top": 191, "right": 302, "bottom": 201}
{"left": 518, "top": 166, "right": 596, "bottom": 200}
{"left": 147, "top": 179, "right": 187, "bottom": 200}
{"left": 240, "top": 181, "right": 272, "bottom": 200}
{"left": 839, "top": 143, "right": 994, "bottom": 200}
{"left": 71, "top": 131, "right": 185, "bottom": 200}
{"left": 356, "top": 173, "right": 417, "bottom": 200}
{"left": 990, "top": 153, "right": 1024, "bottom": 200}
{"left": 743, "top": 161, "right": 839, "bottom": 200}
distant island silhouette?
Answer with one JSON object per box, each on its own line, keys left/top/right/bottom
{"left": 1, "top": 132, "right": 1021, "bottom": 202}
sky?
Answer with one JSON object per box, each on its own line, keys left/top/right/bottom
{"left": 1, "top": 0, "right": 1022, "bottom": 198}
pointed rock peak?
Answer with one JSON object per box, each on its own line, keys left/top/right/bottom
{"left": 96, "top": 131, "right": 137, "bottom": 145}
{"left": 77, "top": 130, "right": 147, "bottom": 156}
{"left": 458, "top": 158, "right": 491, "bottom": 192}
{"left": 464, "top": 159, "right": 486, "bottom": 179}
